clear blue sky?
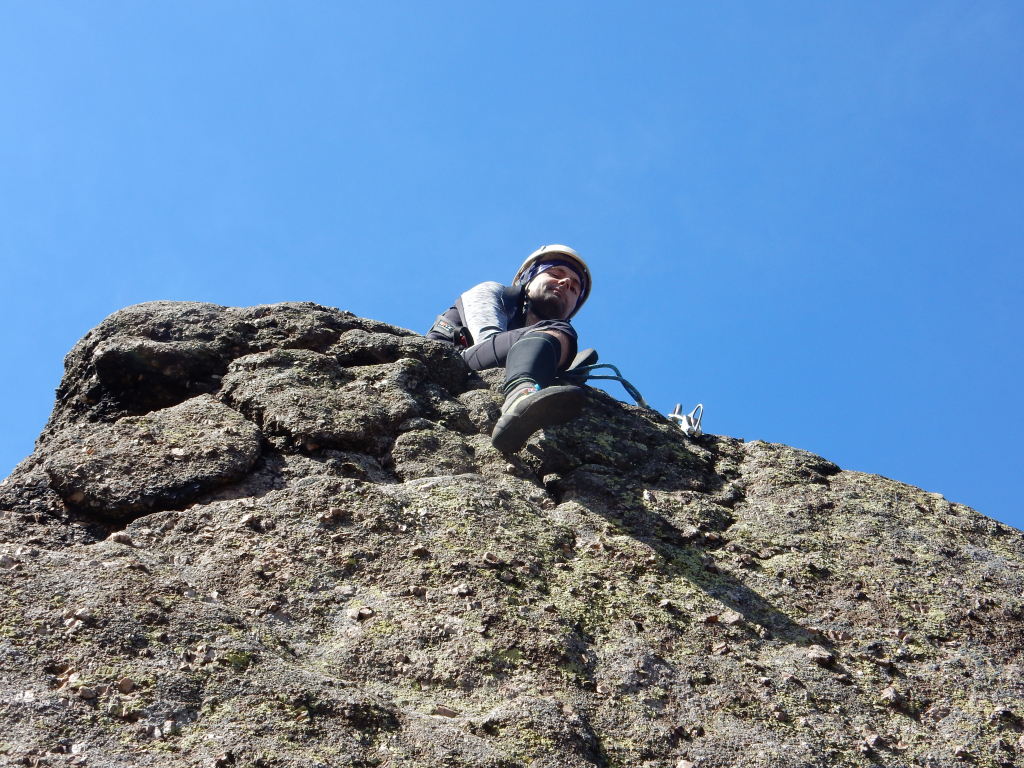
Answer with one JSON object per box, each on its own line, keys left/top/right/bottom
{"left": 1, "top": 3, "right": 1021, "bottom": 529}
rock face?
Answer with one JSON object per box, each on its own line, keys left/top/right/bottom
{"left": 42, "top": 395, "right": 262, "bottom": 519}
{"left": 1, "top": 301, "right": 1022, "bottom": 768}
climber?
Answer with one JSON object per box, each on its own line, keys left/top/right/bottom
{"left": 427, "top": 244, "right": 598, "bottom": 453}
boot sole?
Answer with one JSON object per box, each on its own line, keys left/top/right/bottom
{"left": 491, "top": 387, "right": 586, "bottom": 454}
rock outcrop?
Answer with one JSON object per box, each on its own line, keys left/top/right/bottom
{"left": 1, "top": 301, "right": 1022, "bottom": 768}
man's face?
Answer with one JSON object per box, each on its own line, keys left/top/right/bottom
{"left": 526, "top": 265, "right": 582, "bottom": 321}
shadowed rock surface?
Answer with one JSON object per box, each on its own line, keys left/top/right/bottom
{"left": 1, "top": 301, "right": 1022, "bottom": 768}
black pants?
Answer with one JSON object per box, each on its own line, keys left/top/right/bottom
{"left": 461, "top": 320, "right": 578, "bottom": 373}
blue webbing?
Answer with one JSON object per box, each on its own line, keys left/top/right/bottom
{"left": 565, "top": 363, "right": 650, "bottom": 409}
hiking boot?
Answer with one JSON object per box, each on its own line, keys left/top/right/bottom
{"left": 491, "top": 384, "right": 586, "bottom": 453}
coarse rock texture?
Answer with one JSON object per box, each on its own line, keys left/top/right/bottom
{"left": 42, "top": 395, "right": 261, "bottom": 519}
{"left": 1, "top": 301, "right": 1022, "bottom": 768}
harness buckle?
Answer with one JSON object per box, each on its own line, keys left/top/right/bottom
{"left": 429, "top": 315, "right": 472, "bottom": 348}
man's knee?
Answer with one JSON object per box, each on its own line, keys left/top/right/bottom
{"left": 530, "top": 329, "right": 574, "bottom": 367}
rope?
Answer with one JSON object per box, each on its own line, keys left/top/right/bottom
{"left": 561, "top": 363, "right": 703, "bottom": 436}
{"left": 562, "top": 363, "right": 650, "bottom": 409}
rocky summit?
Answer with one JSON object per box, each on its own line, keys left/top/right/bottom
{"left": 1, "top": 301, "right": 1022, "bottom": 768}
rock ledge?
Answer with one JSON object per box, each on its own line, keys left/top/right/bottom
{"left": 1, "top": 301, "right": 1022, "bottom": 768}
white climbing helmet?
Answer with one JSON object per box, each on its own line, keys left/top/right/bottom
{"left": 512, "top": 245, "right": 593, "bottom": 319}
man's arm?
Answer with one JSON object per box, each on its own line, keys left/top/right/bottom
{"left": 457, "top": 282, "right": 508, "bottom": 344}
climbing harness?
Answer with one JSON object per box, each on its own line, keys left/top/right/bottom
{"left": 560, "top": 363, "right": 650, "bottom": 409}
{"left": 427, "top": 315, "right": 472, "bottom": 348}
{"left": 668, "top": 403, "right": 703, "bottom": 436}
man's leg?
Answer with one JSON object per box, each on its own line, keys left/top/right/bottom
{"left": 461, "top": 320, "right": 578, "bottom": 375}
{"left": 502, "top": 333, "right": 561, "bottom": 390}
{"left": 488, "top": 325, "right": 585, "bottom": 453}
{"left": 458, "top": 322, "right": 586, "bottom": 452}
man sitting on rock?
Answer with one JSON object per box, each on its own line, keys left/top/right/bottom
{"left": 427, "top": 244, "right": 597, "bottom": 453}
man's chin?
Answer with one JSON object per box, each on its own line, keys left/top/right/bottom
{"left": 528, "top": 295, "right": 566, "bottom": 320}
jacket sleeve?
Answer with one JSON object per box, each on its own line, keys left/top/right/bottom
{"left": 457, "top": 282, "right": 508, "bottom": 344}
